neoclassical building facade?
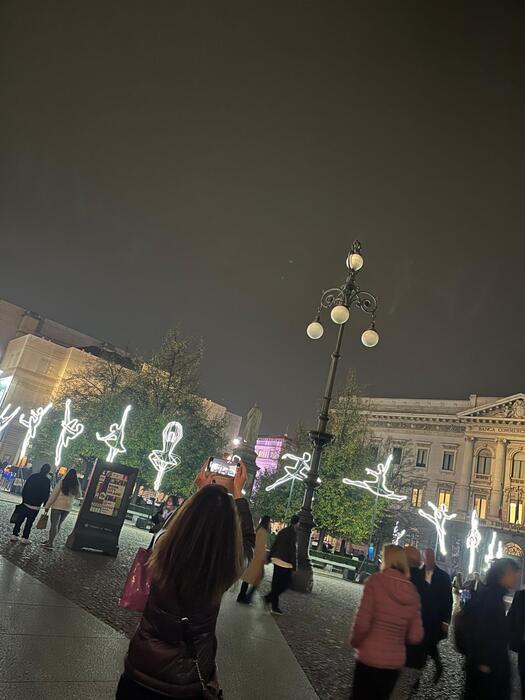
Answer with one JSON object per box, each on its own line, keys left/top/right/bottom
{"left": 364, "top": 393, "right": 525, "bottom": 572}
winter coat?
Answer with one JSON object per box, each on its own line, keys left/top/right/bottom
{"left": 421, "top": 564, "right": 453, "bottom": 643}
{"left": 463, "top": 583, "right": 511, "bottom": 695}
{"left": 508, "top": 589, "right": 525, "bottom": 653}
{"left": 21, "top": 473, "right": 51, "bottom": 508}
{"left": 242, "top": 526, "right": 268, "bottom": 586}
{"left": 45, "top": 481, "right": 77, "bottom": 512}
{"left": 269, "top": 525, "right": 297, "bottom": 569}
{"left": 350, "top": 568, "right": 424, "bottom": 670}
{"left": 124, "top": 498, "right": 255, "bottom": 697}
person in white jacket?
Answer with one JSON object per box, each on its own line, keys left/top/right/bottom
{"left": 43, "top": 468, "right": 80, "bottom": 549}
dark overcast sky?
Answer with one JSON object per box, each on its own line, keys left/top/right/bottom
{"left": 0, "top": 2, "right": 523, "bottom": 433}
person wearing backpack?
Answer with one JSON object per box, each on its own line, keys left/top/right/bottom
{"left": 507, "top": 588, "right": 525, "bottom": 699}
{"left": 461, "top": 558, "right": 520, "bottom": 700}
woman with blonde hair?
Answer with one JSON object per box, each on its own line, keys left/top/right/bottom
{"left": 350, "top": 544, "right": 423, "bottom": 700}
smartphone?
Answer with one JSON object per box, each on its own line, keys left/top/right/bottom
{"left": 208, "top": 457, "right": 238, "bottom": 478}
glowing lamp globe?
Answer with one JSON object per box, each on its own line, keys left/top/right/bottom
{"left": 306, "top": 321, "right": 324, "bottom": 340}
{"left": 347, "top": 252, "right": 364, "bottom": 271}
{"left": 361, "top": 328, "right": 379, "bottom": 347}
{"left": 330, "top": 305, "right": 350, "bottom": 325}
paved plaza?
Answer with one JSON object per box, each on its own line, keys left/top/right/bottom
{"left": 0, "top": 494, "right": 522, "bottom": 699}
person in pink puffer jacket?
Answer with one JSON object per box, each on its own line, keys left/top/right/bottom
{"left": 350, "top": 544, "right": 423, "bottom": 700}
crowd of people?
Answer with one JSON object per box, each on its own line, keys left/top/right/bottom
{"left": 5, "top": 461, "right": 525, "bottom": 699}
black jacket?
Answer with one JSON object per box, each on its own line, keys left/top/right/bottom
{"left": 464, "top": 583, "right": 510, "bottom": 682}
{"left": 421, "top": 564, "right": 453, "bottom": 642}
{"left": 22, "top": 473, "right": 51, "bottom": 508}
{"left": 269, "top": 525, "right": 297, "bottom": 569}
{"left": 507, "top": 589, "right": 525, "bottom": 653}
{"left": 405, "top": 566, "right": 428, "bottom": 669}
{"left": 125, "top": 498, "right": 255, "bottom": 697}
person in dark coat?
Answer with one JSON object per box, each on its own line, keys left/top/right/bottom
{"left": 264, "top": 514, "right": 299, "bottom": 615}
{"left": 10, "top": 463, "right": 51, "bottom": 543}
{"left": 420, "top": 548, "right": 452, "bottom": 683}
{"left": 117, "top": 463, "right": 255, "bottom": 699}
{"left": 463, "top": 557, "right": 520, "bottom": 700}
{"left": 508, "top": 587, "right": 525, "bottom": 700}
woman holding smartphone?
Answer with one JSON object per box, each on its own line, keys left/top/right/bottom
{"left": 117, "top": 462, "right": 255, "bottom": 699}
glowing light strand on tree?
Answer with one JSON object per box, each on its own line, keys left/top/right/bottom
{"left": 342, "top": 454, "right": 407, "bottom": 501}
{"left": 466, "top": 509, "right": 482, "bottom": 574}
{"left": 54, "top": 399, "right": 85, "bottom": 467}
{"left": 0, "top": 404, "right": 21, "bottom": 436}
{"left": 148, "top": 420, "right": 183, "bottom": 492}
{"left": 418, "top": 501, "right": 457, "bottom": 556}
{"left": 392, "top": 521, "right": 406, "bottom": 545}
{"left": 96, "top": 405, "right": 132, "bottom": 462}
{"left": 19, "top": 403, "right": 53, "bottom": 460}
{"left": 265, "top": 452, "right": 312, "bottom": 492}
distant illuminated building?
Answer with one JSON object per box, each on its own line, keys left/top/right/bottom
{"left": 255, "top": 435, "right": 295, "bottom": 478}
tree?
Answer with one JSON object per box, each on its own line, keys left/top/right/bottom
{"left": 31, "top": 330, "right": 225, "bottom": 497}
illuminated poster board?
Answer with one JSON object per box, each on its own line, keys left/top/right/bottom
{"left": 66, "top": 458, "right": 138, "bottom": 557}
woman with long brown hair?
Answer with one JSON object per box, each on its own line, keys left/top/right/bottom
{"left": 117, "top": 462, "right": 255, "bottom": 699}
{"left": 42, "top": 468, "right": 80, "bottom": 549}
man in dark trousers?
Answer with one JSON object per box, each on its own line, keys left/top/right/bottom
{"left": 10, "top": 463, "right": 51, "bottom": 544}
{"left": 421, "top": 547, "right": 453, "bottom": 683}
{"left": 264, "top": 514, "right": 299, "bottom": 615}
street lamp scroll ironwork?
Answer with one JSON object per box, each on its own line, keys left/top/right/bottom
{"left": 296, "top": 240, "right": 380, "bottom": 592}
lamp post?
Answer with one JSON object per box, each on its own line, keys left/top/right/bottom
{"left": 295, "top": 240, "right": 379, "bottom": 592}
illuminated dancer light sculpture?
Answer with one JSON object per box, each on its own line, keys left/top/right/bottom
{"left": 496, "top": 540, "right": 503, "bottom": 559}
{"left": 149, "top": 420, "right": 183, "bottom": 492}
{"left": 96, "top": 404, "right": 132, "bottom": 462}
{"left": 0, "top": 404, "right": 21, "bottom": 437}
{"left": 54, "top": 399, "right": 85, "bottom": 467}
{"left": 19, "top": 403, "right": 53, "bottom": 461}
{"left": 343, "top": 454, "right": 407, "bottom": 501}
{"left": 418, "top": 501, "right": 456, "bottom": 556}
{"left": 392, "top": 521, "right": 406, "bottom": 546}
{"left": 466, "top": 509, "right": 482, "bottom": 574}
{"left": 265, "top": 452, "right": 312, "bottom": 492}
{"left": 484, "top": 531, "right": 497, "bottom": 570}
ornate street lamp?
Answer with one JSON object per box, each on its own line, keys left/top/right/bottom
{"left": 296, "top": 240, "right": 379, "bottom": 591}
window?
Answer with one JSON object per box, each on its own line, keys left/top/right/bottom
{"left": 410, "top": 487, "right": 423, "bottom": 508}
{"left": 437, "top": 489, "right": 451, "bottom": 509}
{"left": 416, "top": 448, "right": 428, "bottom": 468}
{"left": 473, "top": 494, "right": 487, "bottom": 519}
{"left": 392, "top": 447, "right": 403, "bottom": 465}
{"left": 476, "top": 450, "right": 492, "bottom": 475}
{"left": 511, "top": 453, "right": 525, "bottom": 480}
{"left": 442, "top": 451, "right": 455, "bottom": 471}
{"left": 509, "top": 500, "right": 523, "bottom": 525}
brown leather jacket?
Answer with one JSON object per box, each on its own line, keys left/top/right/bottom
{"left": 124, "top": 498, "right": 255, "bottom": 696}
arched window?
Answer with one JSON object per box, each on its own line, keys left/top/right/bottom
{"left": 511, "top": 452, "right": 525, "bottom": 480}
{"left": 476, "top": 449, "right": 492, "bottom": 475}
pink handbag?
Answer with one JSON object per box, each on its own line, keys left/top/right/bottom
{"left": 119, "top": 547, "right": 152, "bottom": 612}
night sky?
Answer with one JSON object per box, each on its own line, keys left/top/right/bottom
{"left": 0, "top": 2, "right": 523, "bottom": 433}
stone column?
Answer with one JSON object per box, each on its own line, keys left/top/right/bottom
{"left": 490, "top": 439, "right": 507, "bottom": 518}
{"left": 455, "top": 436, "right": 474, "bottom": 514}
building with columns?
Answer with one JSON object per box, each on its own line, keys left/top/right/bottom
{"left": 364, "top": 393, "right": 525, "bottom": 573}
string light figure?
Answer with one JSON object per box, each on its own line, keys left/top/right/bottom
{"left": 149, "top": 420, "right": 183, "bottom": 492}
{"left": 484, "top": 531, "right": 497, "bottom": 571}
{"left": 0, "top": 404, "right": 21, "bottom": 436}
{"left": 466, "top": 509, "right": 482, "bottom": 574}
{"left": 18, "top": 403, "right": 53, "bottom": 461}
{"left": 96, "top": 405, "right": 132, "bottom": 462}
{"left": 496, "top": 540, "right": 503, "bottom": 559}
{"left": 392, "top": 521, "right": 406, "bottom": 545}
{"left": 54, "top": 399, "right": 85, "bottom": 467}
{"left": 418, "top": 501, "right": 457, "bottom": 556}
{"left": 342, "top": 454, "right": 407, "bottom": 501}
{"left": 266, "top": 452, "right": 312, "bottom": 492}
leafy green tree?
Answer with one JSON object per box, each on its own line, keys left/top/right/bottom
{"left": 31, "top": 330, "right": 225, "bottom": 497}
